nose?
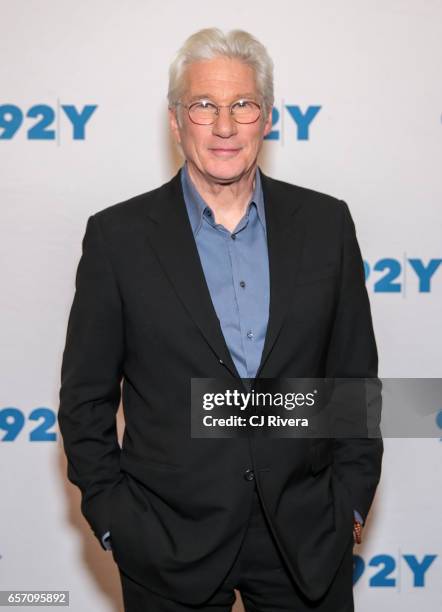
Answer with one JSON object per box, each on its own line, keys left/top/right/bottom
{"left": 211, "top": 106, "right": 238, "bottom": 137}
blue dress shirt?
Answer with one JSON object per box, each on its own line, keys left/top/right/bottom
{"left": 180, "top": 161, "right": 270, "bottom": 379}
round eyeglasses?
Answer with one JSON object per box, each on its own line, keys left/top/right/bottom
{"left": 176, "top": 99, "right": 261, "bottom": 125}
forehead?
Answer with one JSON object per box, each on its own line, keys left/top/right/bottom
{"left": 183, "top": 57, "right": 258, "bottom": 101}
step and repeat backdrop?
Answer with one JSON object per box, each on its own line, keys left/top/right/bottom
{"left": 1, "top": 1, "right": 441, "bottom": 610}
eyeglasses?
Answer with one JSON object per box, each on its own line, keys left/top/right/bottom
{"left": 176, "top": 98, "right": 261, "bottom": 125}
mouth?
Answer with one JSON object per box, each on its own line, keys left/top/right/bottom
{"left": 209, "top": 148, "right": 241, "bottom": 157}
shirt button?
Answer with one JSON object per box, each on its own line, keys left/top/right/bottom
{"left": 240, "top": 281, "right": 246, "bottom": 288}
{"left": 231, "top": 234, "right": 236, "bottom": 240}
{"left": 243, "top": 469, "right": 255, "bottom": 481}
{"left": 247, "top": 330, "right": 254, "bottom": 340}
{"left": 205, "top": 209, "right": 212, "bottom": 217}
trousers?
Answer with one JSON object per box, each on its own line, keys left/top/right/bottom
{"left": 117, "top": 482, "right": 354, "bottom": 611}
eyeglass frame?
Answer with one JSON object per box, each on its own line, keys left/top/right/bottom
{"left": 173, "top": 97, "right": 263, "bottom": 125}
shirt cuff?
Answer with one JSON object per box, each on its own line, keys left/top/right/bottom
{"left": 101, "top": 530, "right": 112, "bottom": 551}
{"left": 353, "top": 509, "right": 364, "bottom": 525}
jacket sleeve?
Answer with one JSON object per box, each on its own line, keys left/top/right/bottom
{"left": 58, "top": 214, "right": 124, "bottom": 547}
{"left": 325, "top": 200, "right": 383, "bottom": 522}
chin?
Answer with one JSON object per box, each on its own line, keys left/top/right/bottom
{"left": 203, "top": 158, "right": 248, "bottom": 183}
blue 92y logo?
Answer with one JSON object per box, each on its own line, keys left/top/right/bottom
{"left": 353, "top": 553, "right": 437, "bottom": 588}
{"left": 0, "top": 407, "right": 57, "bottom": 441}
{"left": 364, "top": 258, "right": 441, "bottom": 293}
{"left": 0, "top": 104, "right": 97, "bottom": 140}
{"left": 264, "top": 104, "right": 321, "bottom": 141}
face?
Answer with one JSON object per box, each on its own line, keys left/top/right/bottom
{"left": 169, "top": 56, "right": 273, "bottom": 184}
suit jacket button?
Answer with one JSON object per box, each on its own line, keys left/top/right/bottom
{"left": 243, "top": 469, "right": 255, "bottom": 481}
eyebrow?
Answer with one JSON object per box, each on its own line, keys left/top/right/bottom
{"left": 188, "top": 92, "right": 258, "bottom": 102}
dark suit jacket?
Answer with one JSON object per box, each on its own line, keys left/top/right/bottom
{"left": 58, "top": 167, "right": 383, "bottom": 604}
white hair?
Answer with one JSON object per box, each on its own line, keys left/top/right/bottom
{"left": 167, "top": 28, "right": 274, "bottom": 125}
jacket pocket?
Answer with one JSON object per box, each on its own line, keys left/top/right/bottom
{"left": 121, "top": 451, "right": 181, "bottom": 473}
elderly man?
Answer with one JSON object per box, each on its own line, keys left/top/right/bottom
{"left": 58, "top": 28, "right": 382, "bottom": 612}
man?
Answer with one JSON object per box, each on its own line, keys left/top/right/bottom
{"left": 58, "top": 28, "right": 383, "bottom": 611}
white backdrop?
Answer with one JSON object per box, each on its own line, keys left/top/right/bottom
{"left": 1, "top": 1, "right": 441, "bottom": 610}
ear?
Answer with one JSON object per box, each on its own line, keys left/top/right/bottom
{"left": 168, "top": 106, "right": 182, "bottom": 145}
{"left": 262, "top": 107, "right": 273, "bottom": 137}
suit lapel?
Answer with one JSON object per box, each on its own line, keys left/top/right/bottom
{"left": 256, "top": 170, "right": 305, "bottom": 376}
{"left": 144, "top": 167, "right": 305, "bottom": 380}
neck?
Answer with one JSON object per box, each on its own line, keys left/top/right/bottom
{"left": 186, "top": 162, "right": 257, "bottom": 219}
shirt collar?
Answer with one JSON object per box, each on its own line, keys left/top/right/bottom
{"left": 180, "top": 160, "right": 266, "bottom": 236}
